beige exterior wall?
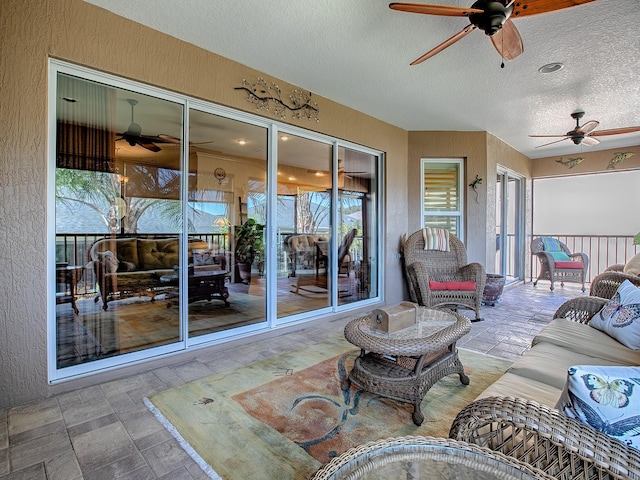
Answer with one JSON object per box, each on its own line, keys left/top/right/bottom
{"left": 532, "top": 146, "right": 640, "bottom": 178}
{"left": 0, "top": 0, "right": 409, "bottom": 408}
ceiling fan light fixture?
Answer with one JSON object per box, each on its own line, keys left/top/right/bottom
{"left": 538, "top": 62, "right": 564, "bottom": 74}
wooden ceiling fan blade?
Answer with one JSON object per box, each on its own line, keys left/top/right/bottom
{"left": 137, "top": 139, "right": 162, "bottom": 152}
{"left": 490, "top": 19, "right": 523, "bottom": 61}
{"left": 511, "top": 0, "right": 596, "bottom": 18}
{"left": 576, "top": 120, "right": 599, "bottom": 135}
{"left": 590, "top": 126, "right": 640, "bottom": 136}
{"left": 389, "top": 3, "right": 483, "bottom": 16}
{"left": 410, "top": 24, "right": 476, "bottom": 65}
{"left": 534, "top": 137, "right": 570, "bottom": 148}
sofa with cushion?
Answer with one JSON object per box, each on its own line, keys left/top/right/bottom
{"left": 450, "top": 282, "right": 640, "bottom": 479}
{"left": 89, "top": 237, "right": 226, "bottom": 310}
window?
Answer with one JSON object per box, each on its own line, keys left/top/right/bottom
{"left": 421, "top": 159, "right": 463, "bottom": 237}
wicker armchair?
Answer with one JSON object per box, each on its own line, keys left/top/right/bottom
{"left": 590, "top": 269, "right": 640, "bottom": 299}
{"left": 450, "top": 396, "right": 640, "bottom": 480}
{"left": 531, "top": 237, "right": 589, "bottom": 292}
{"left": 403, "top": 230, "right": 485, "bottom": 321}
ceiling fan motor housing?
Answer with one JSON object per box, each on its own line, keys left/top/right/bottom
{"left": 470, "top": 0, "right": 513, "bottom": 35}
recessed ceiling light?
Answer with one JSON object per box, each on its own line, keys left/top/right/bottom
{"left": 538, "top": 62, "right": 564, "bottom": 74}
{"left": 237, "top": 139, "right": 247, "bottom": 145}
{"left": 280, "top": 135, "right": 289, "bottom": 141}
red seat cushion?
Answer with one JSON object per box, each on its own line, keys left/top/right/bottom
{"left": 429, "top": 280, "right": 477, "bottom": 291}
{"left": 554, "top": 261, "right": 584, "bottom": 269}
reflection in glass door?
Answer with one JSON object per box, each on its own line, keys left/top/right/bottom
{"left": 338, "top": 147, "right": 378, "bottom": 304}
{"left": 277, "top": 134, "right": 332, "bottom": 317}
{"left": 496, "top": 169, "right": 524, "bottom": 282}
{"left": 54, "top": 73, "right": 184, "bottom": 368}
{"left": 187, "top": 109, "right": 268, "bottom": 337}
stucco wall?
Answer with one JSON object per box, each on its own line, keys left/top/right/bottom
{"left": 532, "top": 146, "right": 640, "bottom": 178}
{"left": 407, "top": 131, "right": 489, "bottom": 264}
{"left": 0, "top": 0, "right": 408, "bottom": 409}
{"left": 408, "top": 131, "right": 532, "bottom": 272}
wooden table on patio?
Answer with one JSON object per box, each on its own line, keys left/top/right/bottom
{"left": 160, "top": 269, "right": 230, "bottom": 307}
{"left": 342, "top": 307, "right": 471, "bottom": 426}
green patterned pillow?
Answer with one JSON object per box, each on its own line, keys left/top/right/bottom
{"left": 541, "top": 236, "right": 562, "bottom": 252}
{"left": 556, "top": 365, "right": 640, "bottom": 451}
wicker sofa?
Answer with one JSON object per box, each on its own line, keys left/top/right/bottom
{"left": 450, "top": 296, "right": 640, "bottom": 479}
{"left": 590, "top": 264, "right": 640, "bottom": 299}
{"left": 89, "top": 237, "right": 226, "bottom": 310}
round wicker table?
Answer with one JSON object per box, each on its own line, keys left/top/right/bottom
{"left": 309, "top": 436, "right": 554, "bottom": 479}
{"left": 342, "top": 307, "right": 471, "bottom": 426}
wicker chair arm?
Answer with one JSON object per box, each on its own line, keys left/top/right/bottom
{"left": 407, "top": 261, "right": 431, "bottom": 305}
{"left": 552, "top": 296, "right": 607, "bottom": 324}
{"left": 458, "top": 262, "right": 486, "bottom": 281}
{"left": 450, "top": 396, "right": 640, "bottom": 480}
{"left": 590, "top": 270, "right": 640, "bottom": 299}
{"left": 568, "top": 251, "right": 589, "bottom": 266}
{"left": 605, "top": 264, "right": 625, "bottom": 272}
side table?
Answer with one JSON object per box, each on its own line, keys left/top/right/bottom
{"left": 56, "top": 265, "right": 84, "bottom": 315}
{"left": 343, "top": 307, "right": 471, "bottom": 426}
{"left": 160, "top": 270, "right": 230, "bottom": 307}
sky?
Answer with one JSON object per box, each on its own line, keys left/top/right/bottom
{"left": 533, "top": 169, "right": 639, "bottom": 236}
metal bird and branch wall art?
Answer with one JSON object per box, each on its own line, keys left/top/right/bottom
{"left": 235, "top": 78, "right": 319, "bottom": 122}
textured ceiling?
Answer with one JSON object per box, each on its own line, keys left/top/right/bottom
{"left": 85, "top": 0, "right": 640, "bottom": 159}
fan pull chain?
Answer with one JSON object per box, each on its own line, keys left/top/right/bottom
{"left": 500, "top": 31, "right": 505, "bottom": 69}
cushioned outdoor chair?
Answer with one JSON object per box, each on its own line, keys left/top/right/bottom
{"left": 531, "top": 237, "right": 588, "bottom": 292}
{"left": 403, "top": 228, "right": 486, "bottom": 321}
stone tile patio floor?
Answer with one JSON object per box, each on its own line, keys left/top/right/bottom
{"left": 0, "top": 281, "right": 587, "bottom": 479}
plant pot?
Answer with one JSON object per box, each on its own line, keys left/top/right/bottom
{"left": 235, "top": 262, "right": 252, "bottom": 284}
{"left": 483, "top": 274, "right": 505, "bottom": 306}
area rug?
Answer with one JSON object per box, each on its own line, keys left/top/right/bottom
{"left": 145, "top": 336, "right": 511, "bottom": 480}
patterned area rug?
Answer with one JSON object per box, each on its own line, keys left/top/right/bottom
{"left": 145, "top": 335, "right": 511, "bottom": 480}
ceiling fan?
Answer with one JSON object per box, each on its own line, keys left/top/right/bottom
{"left": 307, "top": 159, "right": 367, "bottom": 179}
{"left": 116, "top": 99, "right": 163, "bottom": 152}
{"left": 388, "top": 0, "right": 597, "bottom": 65}
{"left": 530, "top": 111, "right": 640, "bottom": 148}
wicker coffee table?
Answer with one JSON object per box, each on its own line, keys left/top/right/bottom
{"left": 310, "top": 436, "right": 554, "bottom": 479}
{"left": 342, "top": 307, "right": 471, "bottom": 426}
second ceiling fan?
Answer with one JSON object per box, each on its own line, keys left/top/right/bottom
{"left": 389, "top": 0, "right": 597, "bottom": 65}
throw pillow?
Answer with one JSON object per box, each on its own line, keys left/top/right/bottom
{"left": 422, "top": 227, "right": 450, "bottom": 251}
{"left": 589, "top": 280, "right": 640, "bottom": 350}
{"left": 549, "top": 251, "right": 571, "bottom": 262}
{"left": 624, "top": 252, "right": 640, "bottom": 276}
{"left": 555, "top": 365, "right": 640, "bottom": 451}
{"left": 193, "top": 248, "right": 215, "bottom": 266}
{"left": 541, "top": 236, "right": 562, "bottom": 252}
{"left": 96, "top": 250, "right": 119, "bottom": 274}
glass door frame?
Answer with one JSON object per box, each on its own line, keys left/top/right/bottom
{"left": 496, "top": 167, "right": 525, "bottom": 282}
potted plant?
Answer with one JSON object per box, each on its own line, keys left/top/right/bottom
{"left": 233, "top": 218, "right": 265, "bottom": 283}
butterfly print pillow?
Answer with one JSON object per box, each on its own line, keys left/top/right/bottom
{"left": 589, "top": 280, "right": 640, "bottom": 350}
{"left": 556, "top": 365, "right": 640, "bottom": 451}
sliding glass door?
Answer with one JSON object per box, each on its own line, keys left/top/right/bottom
{"left": 496, "top": 169, "right": 524, "bottom": 282}
{"left": 50, "top": 61, "right": 382, "bottom": 380}
{"left": 186, "top": 109, "right": 268, "bottom": 337}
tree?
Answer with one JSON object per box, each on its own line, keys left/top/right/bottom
{"left": 55, "top": 166, "right": 183, "bottom": 234}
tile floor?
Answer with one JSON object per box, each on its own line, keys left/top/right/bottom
{"left": 0, "top": 281, "right": 587, "bottom": 479}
